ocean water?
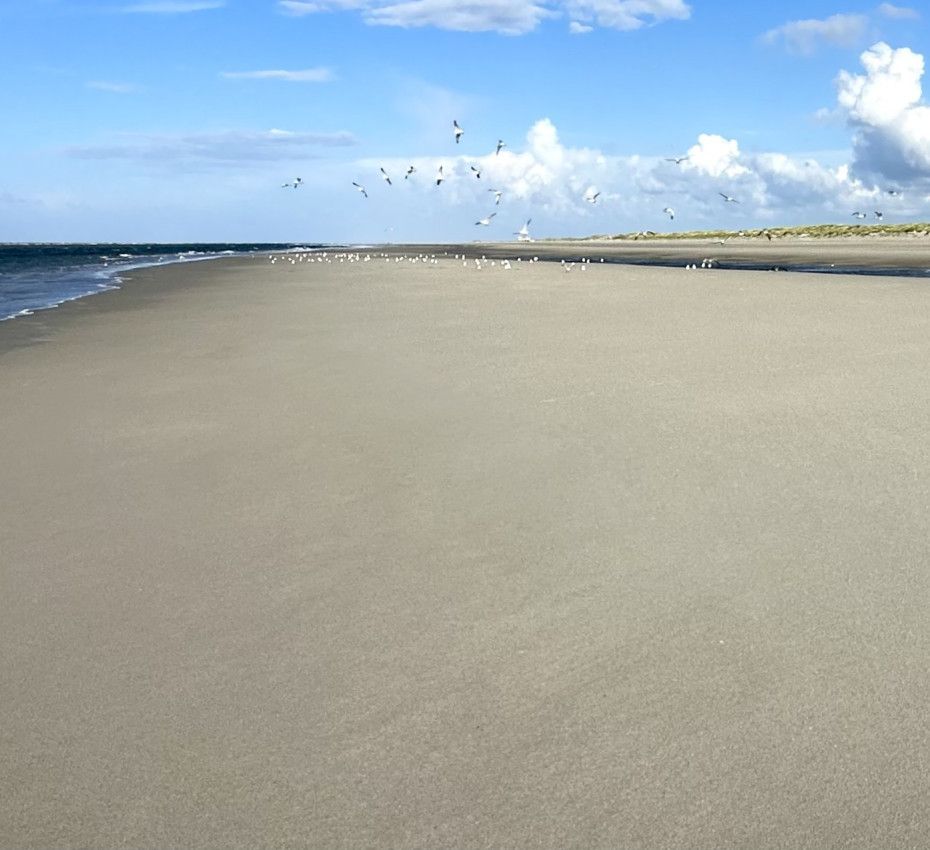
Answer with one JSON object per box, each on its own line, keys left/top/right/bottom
{"left": 0, "top": 243, "right": 307, "bottom": 322}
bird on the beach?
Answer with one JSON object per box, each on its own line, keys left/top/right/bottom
{"left": 584, "top": 189, "right": 600, "bottom": 205}
{"left": 475, "top": 212, "right": 497, "bottom": 226}
{"left": 875, "top": 211, "right": 884, "bottom": 220}
{"left": 719, "top": 193, "right": 739, "bottom": 204}
{"left": 496, "top": 139, "right": 506, "bottom": 155}
{"left": 405, "top": 165, "right": 416, "bottom": 179}
{"left": 380, "top": 167, "right": 392, "bottom": 186}
{"left": 852, "top": 211, "right": 866, "bottom": 219}
{"left": 665, "top": 156, "right": 689, "bottom": 165}
{"left": 489, "top": 188, "right": 503, "bottom": 205}
{"left": 515, "top": 219, "right": 532, "bottom": 241}
{"left": 435, "top": 165, "right": 445, "bottom": 186}
{"left": 470, "top": 165, "right": 481, "bottom": 179}
{"left": 663, "top": 207, "right": 675, "bottom": 220}
{"left": 352, "top": 181, "right": 368, "bottom": 198}
{"left": 453, "top": 120, "right": 464, "bottom": 144}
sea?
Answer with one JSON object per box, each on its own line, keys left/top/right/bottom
{"left": 0, "top": 243, "right": 310, "bottom": 322}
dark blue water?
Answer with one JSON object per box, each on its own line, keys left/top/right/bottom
{"left": 0, "top": 243, "right": 309, "bottom": 321}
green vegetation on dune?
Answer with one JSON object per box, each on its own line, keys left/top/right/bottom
{"left": 599, "top": 222, "right": 930, "bottom": 240}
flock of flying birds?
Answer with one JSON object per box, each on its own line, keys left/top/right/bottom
{"left": 280, "top": 121, "right": 907, "bottom": 239}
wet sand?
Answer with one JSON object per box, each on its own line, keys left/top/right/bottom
{"left": 3, "top": 251, "right": 930, "bottom": 848}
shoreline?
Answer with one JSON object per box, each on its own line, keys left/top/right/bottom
{"left": 3, "top": 234, "right": 930, "bottom": 345}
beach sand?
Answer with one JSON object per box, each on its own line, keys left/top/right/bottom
{"left": 3, "top": 250, "right": 930, "bottom": 848}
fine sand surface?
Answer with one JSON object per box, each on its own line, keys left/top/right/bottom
{"left": 406, "top": 235, "right": 930, "bottom": 270}
{"left": 3, "top": 252, "right": 930, "bottom": 849}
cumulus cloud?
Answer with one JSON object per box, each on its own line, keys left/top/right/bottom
{"left": 877, "top": 3, "right": 919, "bottom": 20}
{"left": 359, "top": 118, "right": 884, "bottom": 236}
{"left": 835, "top": 42, "right": 930, "bottom": 184}
{"left": 277, "top": 0, "right": 690, "bottom": 34}
{"left": 221, "top": 68, "right": 335, "bottom": 82}
{"left": 569, "top": 20, "right": 592, "bottom": 33}
{"left": 64, "top": 128, "right": 357, "bottom": 164}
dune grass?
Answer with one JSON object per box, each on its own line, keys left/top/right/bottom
{"left": 594, "top": 222, "right": 930, "bottom": 241}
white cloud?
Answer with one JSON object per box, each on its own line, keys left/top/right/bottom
{"left": 86, "top": 80, "right": 136, "bottom": 93}
{"left": 566, "top": 0, "right": 689, "bottom": 31}
{"left": 121, "top": 1, "right": 224, "bottom": 11}
{"left": 278, "top": 0, "right": 366, "bottom": 12}
{"left": 682, "top": 134, "right": 749, "bottom": 179}
{"left": 569, "top": 20, "right": 592, "bottom": 33}
{"left": 221, "top": 68, "right": 335, "bottom": 82}
{"left": 277, "top": 0, "right": 690, "bottom": 34}
{"left": 364, "top": 0, "right": 556, "bottom": 34}
{"left": 761, "top": 13, "right": 869, "bottom": 55}
{"left": 835, "top": 42, "right": 930, "bottom": 183}
{"left": 359, "top": 118, "right": 888, "bottom": 236}
{"left": 64, "top": 128, "right": 358, "bottom": 164}
{"left": 877, "top": 3, "right": 919, "bottom": 20}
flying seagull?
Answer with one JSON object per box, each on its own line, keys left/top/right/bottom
{"left": 489, "top": 188, "right": 503, "bottom": 205}
{"left": 719, "top": 193, "right": 739, "bottom": 204}
{"left": 584, "top": 190, "right": 600, "bottom": 205}
{"left": 453, "top": 120, "right": 464, "bottom": 144}
{"left": 475, "top": 212, "right": 497, "bottom": 226}
{"left": 352, "top": 182, "right": 368, "bottom": 198}
{"left": 515, "top": 219, "right": 532, "bottom": 241}
{"left": 435, "top": 165, "right": 445, "bottom": 186}
{"left": 405, "top": 165, "right": 416, "bottom": 179}
{"left": 886, "top": 188, "right": 902, "bottom": 197}
{"left": 663, "top": 206, "right": 675, "bottom": 220}
{"left": 496, "top": 139, "right": 506, "bottom": 155}
{"left": 281, "top": 177, "right": 302, "bottom": 188}
{"left": 852, "top": 211, "right": 866, "bottom": 219}
{"left": 470, "top": 165, "right": 481, "bottom": 179}
{"left": 875, "top": 211, "right": 884, "bottom": 220}
{"left": 380, "top": 167, "right": 392, "bottom": 186}
{"left": 665, "top": 156, "right": 689, "bottom": 165}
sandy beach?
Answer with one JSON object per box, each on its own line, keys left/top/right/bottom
{"left": 3, "top": 248, "right": 930, "bottom": 849}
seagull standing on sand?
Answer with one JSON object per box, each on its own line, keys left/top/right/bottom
{"left": 380, "top": 167, "right": 392, "bottom": 186}
{"left": 475, "top": 212, "right": 497, "bottom": 226}
{"left": 663, "top": 207, "right": 675, "bottom": 220}
{"left": 405, "top": 166, "right": 416, "bottom": 179}
{"left": 496, "top": 139, "right": 506, "bottom": 155}
{"left": 470, "top": 165, "right": 481, "bottom": 179}
{"left": 352, "top": 182, "right": 368, "bottom": 198}
{"left": 719, "top": 193, "right": 740, "bottom": 204}
{"left": 489, "top": 188, "right": 503, "bottom": 205}
{"left": 453, "top": 120, "right": 464, "bottom": 144}
{"left": 515, "top": 219, "right": 532, "bottom": 241}
{"left": 435, "top": 165, "right": 445, "bottom": 186}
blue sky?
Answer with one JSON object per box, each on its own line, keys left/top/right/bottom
{"left": 1, "top": 0, "right": 929, "bottom": 242}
